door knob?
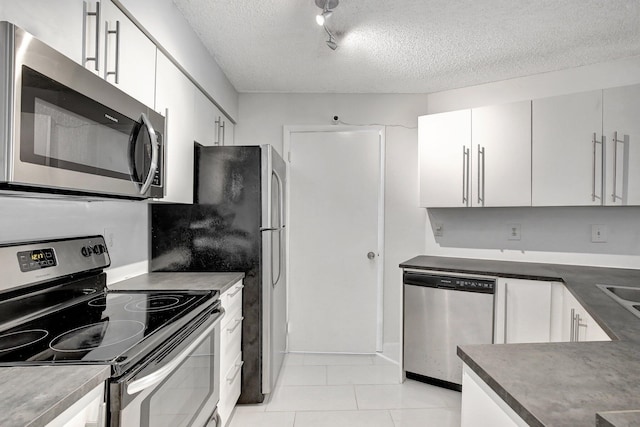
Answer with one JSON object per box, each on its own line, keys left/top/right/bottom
{"left": 367, "top": 251, "right": 376, "bottom": 260}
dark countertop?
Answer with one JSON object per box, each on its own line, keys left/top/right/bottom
{"left": 0, "top": 365, "right": 110, "bottom": 427}
{"left": 108, "top": 272, "right": 245, "bottom": 294}
{"left": 401, "top": 255, "right": 640, "bottom": 426}
{"left": 597, "top": 411, "right": 640, "bottom": 427}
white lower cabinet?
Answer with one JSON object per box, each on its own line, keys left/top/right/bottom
{"left": 461, "top": 365, "right": 528, "bottom": 427}
{"left": 494, "top": 278, "right": 553, "bottom": 344}
{"left": 45, "top": 383, "right": 105, "bottom": 427}
{"left": 558, "top": 285, "right": 610, "bottom": 342}
{"left": 494, "top": 279, "right": 610, "bottom": 344}
{"left": 219, "top": 280, "right": 244, "bottom": 426}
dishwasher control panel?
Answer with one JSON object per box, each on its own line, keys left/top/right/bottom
{"left": 403, "top": 271, "right": 495, "bottom": 294}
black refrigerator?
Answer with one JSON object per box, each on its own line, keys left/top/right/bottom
{"left": 150, "top": 144, "right": 287, "bottom": 404}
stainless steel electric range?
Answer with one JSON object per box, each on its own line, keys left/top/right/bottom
{"left": 0, "top": 236, "right": 223, "bottom": 427}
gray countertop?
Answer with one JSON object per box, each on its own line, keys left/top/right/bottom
{"left": 597, "top": 410, "right": 640, "bottom": 427}
{"left": 0, "top": 365, "right": 110, "bottom": 427}
{"left": 401, "top": 256, "right": 640, "bottom": 426}
{"left": 108, "top": 272, "right": 245, "bottom": 294}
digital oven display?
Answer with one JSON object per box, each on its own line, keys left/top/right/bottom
{"left": 17, "top": 248, "right": 57, "bottom": 272}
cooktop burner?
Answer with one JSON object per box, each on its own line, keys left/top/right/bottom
{"left": 124, "top": 295, "right": 196, "bottom": 312}
{"left": 87, "top": 294, "right": 133, "bottom": 307}
{"left": 49, "top": 320, "right": 146, "bottom": 352}
{"left": 0, "top": 329, "right": 49, "bottom": 352}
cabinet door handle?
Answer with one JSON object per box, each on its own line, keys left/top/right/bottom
{"left": 462, "top": 146, "right": 470, "bottom": 206}
{"left": 226, "top": 317, "right": 244, "bottom": 333}
{"left": 477, "top": 145, "right": 485, "bottom": 206}
{"left": 503, "top": 282, "right": 508, "bottom": 344}
{"left": 83, "top": 1, "right": 101, "bottom": 71}
{"left": 226, "top": 360, "right": 244, "bottom": 384}
{"left": 220, "top": 121, "right": 226, "bottom": 146}
{"left": 105, "top": 20, "right": 120, "bottom": 83}
{"left": 228, "top": 284, "right": 244, "bottom": 298}
{"left": 215, "top": 117, "right": 221, "bottom": 145}
{"left": 612, "top": 131, "right": 624, "bottom": 203}
{"left": 570, "top": 308, "right": 575, "bottom": 342}
{"left": 592, "top": 133, "right": 603, "bottom": 202}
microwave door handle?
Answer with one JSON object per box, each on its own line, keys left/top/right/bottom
{"left": 126, "top": 312, "right": 223, "bottom": 395}
{"left": 137, "top": 113, "right": 159, "bottom": 195}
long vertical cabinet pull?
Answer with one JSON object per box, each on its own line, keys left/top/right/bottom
{"left": 461, "top": 146, "right": 468, "bottom": 205}
{"left": 570, "top": 308, "right": 576, "bottom": 342}
{"left": 503, "top": 282, "right": 509, "bottom": 344}
{"left": 220, "top": 121, "right": 226, "bottom": 146}
{"left": 83, "top": 1, "right": 101, "bottom": 71}
{"left": 214, "top": 117, "right": 221, "bottom": 145}
{"left": 591, "top": 133, "right": 604, "bottom": 203}
{"left": 104, "top": 21, "right": 120, "bottom": 84}
{"left": 477, "top": 145, "right": 485, "bottom": 206}
{"left": 612, "top": 131, "right": 624, "bottom": 203}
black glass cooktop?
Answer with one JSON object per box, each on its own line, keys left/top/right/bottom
{"left": 0, "top": 277, "right": 218, "bottom": 374}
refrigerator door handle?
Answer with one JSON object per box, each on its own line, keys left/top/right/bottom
{"left": 260, "top": 227, "right": 282, "bottom": 232}
{"left": 271, "top": 169, "right": 285, "bottom": 288}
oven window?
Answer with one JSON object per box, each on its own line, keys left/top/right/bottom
{"left": 141, "top": 333, "right": 217, "bottom": 427}
{"left": 20, "top": 65, "right": 145, "bottom": 183}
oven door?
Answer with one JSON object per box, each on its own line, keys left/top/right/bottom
{"left": 113, "top": 307, "right": 223, "bottom": 427}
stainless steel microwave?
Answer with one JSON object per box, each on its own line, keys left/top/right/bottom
{"left": 0, "top": 22, "right": 165, "bottom": 199}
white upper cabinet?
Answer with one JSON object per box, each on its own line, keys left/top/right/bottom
{"left": 100, "top": 1, "right": 157, "bottom": 107}
{"left": 82, "top": 1, "right": 156, "bottom": 107}
{"left": 603, "top": 84, "right": 640, "bottom": 206}
{"left": 0, "top": 0, "right": 85, "bottom": 64}
{"left": 532, "top": 90, "right": 604, "bottom": 206}
{"left": 155, "top": 52, "right": 196, "bottom": 204}
{"left": 194, "top": 89, "right": 219, "bottom": 147}
{"left": 472, "top": 101, "right": 532, "bottom": 207}
{"left": 419, "top": 110, "right": 472, "bottom": 207}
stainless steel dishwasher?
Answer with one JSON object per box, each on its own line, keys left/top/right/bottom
{"left": 403, "top": 270, "right": 495, "bottom": 391}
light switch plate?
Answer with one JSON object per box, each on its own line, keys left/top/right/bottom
{"left": 591, "top": 224, "right": 607, "bottom": 243}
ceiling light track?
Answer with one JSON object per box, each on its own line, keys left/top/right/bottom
{"left": 314, "top": 0, "right": 339, "bottom": 50}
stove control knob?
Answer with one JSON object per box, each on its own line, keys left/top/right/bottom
{"left": 81, "top": 246, "right": 91, "bottom": 257}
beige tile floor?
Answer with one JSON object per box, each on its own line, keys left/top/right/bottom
{"left": 228, "top": 353, "right": 461, "bottom": 427}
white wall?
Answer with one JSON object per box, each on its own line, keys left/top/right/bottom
{"left": 423, "top": 55, "right": 640, "bottom": 269}
{"left": 0, "top": 196, "right": 149, "bottom": 282}
{"left": 236, "top": 93, "right": 428, "bottom": 353}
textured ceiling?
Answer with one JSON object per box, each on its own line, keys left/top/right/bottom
{"left": 171, "top": 0, "right": 640, "bottom": 94}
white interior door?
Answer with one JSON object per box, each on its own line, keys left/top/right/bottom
{"left": 287, "top": 128, "right": 382, "bottom": 353}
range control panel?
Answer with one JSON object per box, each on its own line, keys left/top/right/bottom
{"left": 17, "top": 248, "right": 57, "bottom": 272}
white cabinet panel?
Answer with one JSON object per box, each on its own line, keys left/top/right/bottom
{"left": 0, "top": 0, "right": 85, "bottom": 64}
{"left": 155, "top": 51, "right": 195, "bottom": 204}
{"left": 494, "top": 278, "right": 552, "bottom": 344}
{"left": 472, "top": 101, "right": 532, "bottom": 207}
{"left": 45, "top": 383, "right": 104, "bottom": 427}
{"left": 532, "top": 90, "right": 603, "bottom": 206}
{"left": 194, "top": 89, "right": 219, "bottom": 147}
{"left": 219, "top": 281, "right": 243, "bottom": 427}
{"left": 461, "top": 365, "right": 527, "bottom": 427}
{"left": 419, "top": 110, "right": 472, "bottom": 207}
{"left": 603, "top": 84, "right": 640, "bottom": 206}
{"left": 101, "top": 1, "right": 156, "bottom": 107}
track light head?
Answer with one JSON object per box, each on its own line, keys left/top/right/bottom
{"left": 315, "top": 10, "right": 332, "bottom": 26}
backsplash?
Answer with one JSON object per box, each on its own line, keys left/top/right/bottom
{"left": 427, "top": 206, "right": 640, "bottom": 257}
{"left": 0, "top": 196, "right": 149, "bottom": 268}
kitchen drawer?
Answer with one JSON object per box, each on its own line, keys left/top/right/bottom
{"left": 220, "top": 351, "right": 243, "bottom": 427}
{"left": 221, "top": 311, "right": 243, "bottom": 368}
{"left": 221, "top": 281, "right": 243, "bottom": 321}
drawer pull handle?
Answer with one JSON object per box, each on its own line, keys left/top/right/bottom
{"left": 226, "top": 360, "right": 244, "bottom": 384}
{"left": 227, "top": 317, "right": 244, "bottom": 333}
{"left": 228, "top": 285, "right": 244, "bottom": 298}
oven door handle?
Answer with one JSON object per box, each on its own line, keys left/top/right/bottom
{"left": 126, "top": 311, "right": 223, "bottom": 395}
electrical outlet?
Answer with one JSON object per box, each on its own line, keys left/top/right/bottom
{"left": 434, "top": 223, "right": 444, "bottom": 237}
{"left": 103, "top": 228, "right": 115, "bottom": 248}
{"left": 508, "top": 224, "right": 521, "bottom": 241}
{"left": 591, "top": 224, "right": 607, "bottom": 243}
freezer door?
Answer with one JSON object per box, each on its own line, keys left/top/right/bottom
{"left": 404, "top": 284, "right": 494, "bottom": 386}
{"left": 261, "top": 145, "right": 287, "bottom": 395}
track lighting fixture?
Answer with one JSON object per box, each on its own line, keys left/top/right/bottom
{"left": 314, "top": 0, "right": 339, "bottom": 50}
